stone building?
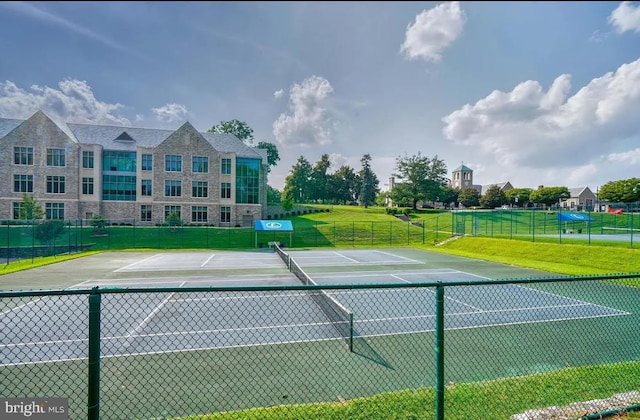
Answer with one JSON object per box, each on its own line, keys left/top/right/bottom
{"left": 0, "top": 110, "right": 268, "bottom": 225}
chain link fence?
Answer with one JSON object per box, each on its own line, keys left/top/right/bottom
{"left": 453, "top": 203, "right": 640, "bottom": 248}
{"left": 0, "top": 217, "right": 454, "bottom": 264}
{"left": 2, "top": 274, "right": 639, "bottom": 419}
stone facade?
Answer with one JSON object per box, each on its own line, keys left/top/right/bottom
{"left": 0, "top": 111, "right": 267, "bottom": 225}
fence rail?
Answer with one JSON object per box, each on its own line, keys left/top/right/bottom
{"left": 2, "top": 273, "right": 639, "bottom": 419}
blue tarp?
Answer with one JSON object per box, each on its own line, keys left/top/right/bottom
{"left": 557, "top": 212, "right": 594, "bottom": 222}
{"left": 254, "top": 220, "right": 294, "bottom": 231}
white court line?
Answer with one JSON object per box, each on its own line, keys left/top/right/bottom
{"left": 0, "top": 334, "right": 345, "bottom": 367}
{"left": 355, "top": 311, "right": 629, "bottom": 339}
{"left": 448, "top": 270, "right": 631, "bottom": 314}
{"left": 310, "top": 269, "right": 460, "bottom": 280}
{"left": 1, "top": 317, "right": 337, "bottom": 349}
{"left": 114, "top": 254, "right": 162, "bottom": 272}
{"left": 390, "top": 274, "right": 411, "bottom": 283}
{"left": 0, "top": 297, "right": 44, "bottom": 317}
{"left": 123, "top": 281, "right": 185, "bottom": 339}
{"left": 373, "top": 250, "right": 424, "bottom": 264}
{"left": 332, "top": 251, "right": 359, "bottom": 263}
{"left": 200, "top": 253, "right": 215, "bottom": 267}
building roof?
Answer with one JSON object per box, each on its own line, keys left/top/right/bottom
{"left": 453, "top": 164, "right": 473, "bottom": 172}
{"left": 567, "top": 186, "right": 593, "bottom": 198}
{"left": 476, "top": 182, "right": 512, "bottom": 196}
{"left": 0, "top": 111, "right": 263, "bottom": 159}
{"left": 0, "top": 117, "right": 24, "bottom": 138}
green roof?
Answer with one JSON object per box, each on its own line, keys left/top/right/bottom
{"left": 453, "top": 164, "right": 473, "bottom": 172}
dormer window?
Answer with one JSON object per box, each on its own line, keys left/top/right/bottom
{"left": 115, "top": 131, "right": 135, "bottom": 142}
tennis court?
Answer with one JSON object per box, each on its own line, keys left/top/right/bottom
{"left": 0, "top": 248, "right": 627, "bottom": 366}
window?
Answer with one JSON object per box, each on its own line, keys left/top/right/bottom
{"left": 192, "top": 181, "right": 208, "bottom": 198}
{"left": 141, "top": 154, "right": 153, "bottom": 171}
{"left": 141, "top": 205, "right": 152, "bottom": 222}
{"left": 82, "top": 151, "right": 94, "bottom": 169}
{"left": 46, "top": 148, "right": 65, "bottom": 167}
{"left": 103, "top": 175, "right": 136, "bottom": 201}
{"left": 104, "top": 151, "right": 136, "bottom": 172}
{"left": 165, "top": 155, "right": 182, "bottom": 172}
{"left": 192, "top": 206, "right": 208, "bottom": 223}
{"left": 82, "top": 177, "right": 94, "bottom": 195}
{"left": 46, "top": 176, "right": 65, "bottom": 194}
{"left": 13, "top": 175, "right": 33, "bottom": 193}
{"left": 235, "top": 158, "right": 260, "bottom": 204}
{"left": 14, "top": 147, "right": 33, "bottom": 165}
{"left": 141, "top": 179, "right": 152, "bottom": 196}
{"left": 221, "top": 182, "right": 231, "bottom": 199}
{"left": 221, "top": 158, "right": 232, "bottom": 174}
{"left": 165, "top": 180, "right": 182, "bottom": 197}
{"left": 220, "top": 206, "right": 231, "bottom": 223}
{"left": 45, "top": 203, "right": 64, "bottom": 220}
{"left": 192, "top": 156, "right": 209, "bottom": 173}
{"left": 164, "top": 205, "right": 181, "bottom": 220}
{"left": 12, "top": 202, "right": 24, "bottom": 220}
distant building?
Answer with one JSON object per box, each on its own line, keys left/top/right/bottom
{"left": 451, "top": 164, "right": 513, "bottom": 196}
{"left": 476, "top": 181, "right": 514, "bottom": 196}
{"left": 560, "top": 187, "right": 596, "bottom": 212}
{"left": 451, "top": 164, "right": 474, "bottom": 190}
{"left": 0, "top": 110, "right": 268, "bottom": 225}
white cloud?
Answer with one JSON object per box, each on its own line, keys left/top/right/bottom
{"left": 442, "top": 56, "right": 640, "bottom": 178}
{"left": 272, "top": 75, "right": 339, "bottom": 146}
{"left": 400, "top": 1, "right": 466, "bottom": 62}
{"left": 607, "top": 148, "right": 640, "bottom": 164}
{"left": 0, "top": 79, "right": 131, "bottom": 125}
{"left": 273, "top": 89, "right": 284, "bottom": 99}
{"left": 152, "top": 103, "right": 189, "bottom": 123}
{"left": 608, "top": 1, "right": 640, "bottom": 34}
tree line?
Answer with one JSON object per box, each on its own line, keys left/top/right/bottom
{"left": 210, "top": 119, "right": 640, "bottom": 209}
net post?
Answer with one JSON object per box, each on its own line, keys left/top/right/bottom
{"left": 348, "top": 312, "right": 354, "bottom": 352}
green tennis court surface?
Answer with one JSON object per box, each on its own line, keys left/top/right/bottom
{"left": 2, "top": 248, "right": 639, "bottom": 420}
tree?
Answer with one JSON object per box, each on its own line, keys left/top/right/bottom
{"left": 598, "top": 178, "right": 640, "bottom": 203}
{"left": 328, "top": 165, "right": 358, "bottom": 205}
{"left": 267, "top": 185, "right": 281, "bottom": 203}
{"left": 18, "top": 193, "right": 44, "bottom": 220}
{"left": 166, "top": 212, "right": 182, "bottom": 232}
{"left": 256, "top": 141, "right": 280, "bottom": 173}
{"left": 208, "top": 120, "right": 280, "bottom": 174}
{"left": 438, "top": 186, "right": 459, "bottom": 208}
{"left": 90, "top": 214, "right": 108, "bottom": 235}
{"left": 208, "top": 119, "right": 254, "bottom": 144}
{"left": 458, "top": 187, "right": 480, "bottom": 208}
{"left": 505, "top": 188, "right": 533, "bottom": 208}
{"left": 392, "top": 153, "right": 448, "bottom": 210}
{"left": 282, "top": 156, "right": 313, "bottom": 203}
{"left": 310, "top": 154, "right": 332, "bottom": 203}
{"left": 530, "top": 186, "right": 570, "bottom": 207}
{"left": 480, "top": 185, "right": 507, "bottom": 209}
{"left": 357, "top": 154, "right": 379, "bottom": 208}
{"left": 35, "top": 220, "right": 65, "bottom": 253}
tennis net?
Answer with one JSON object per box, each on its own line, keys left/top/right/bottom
{"left": 274, "top": 244, "right": 353, "bottom": 351}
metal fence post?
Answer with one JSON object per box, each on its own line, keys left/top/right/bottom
{"left": 435, "top": 283, "right": 445, "bottom": 420}
{"left": 88, "top": 288, "right": 102, "bottom": 420}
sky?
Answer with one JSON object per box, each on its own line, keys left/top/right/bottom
{"left": 1, "top": 1, "right": 639, "bottom": 193}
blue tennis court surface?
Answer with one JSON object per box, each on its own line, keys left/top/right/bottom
{"left": 0, "top": 250, "right": 629, "bottom": 366}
